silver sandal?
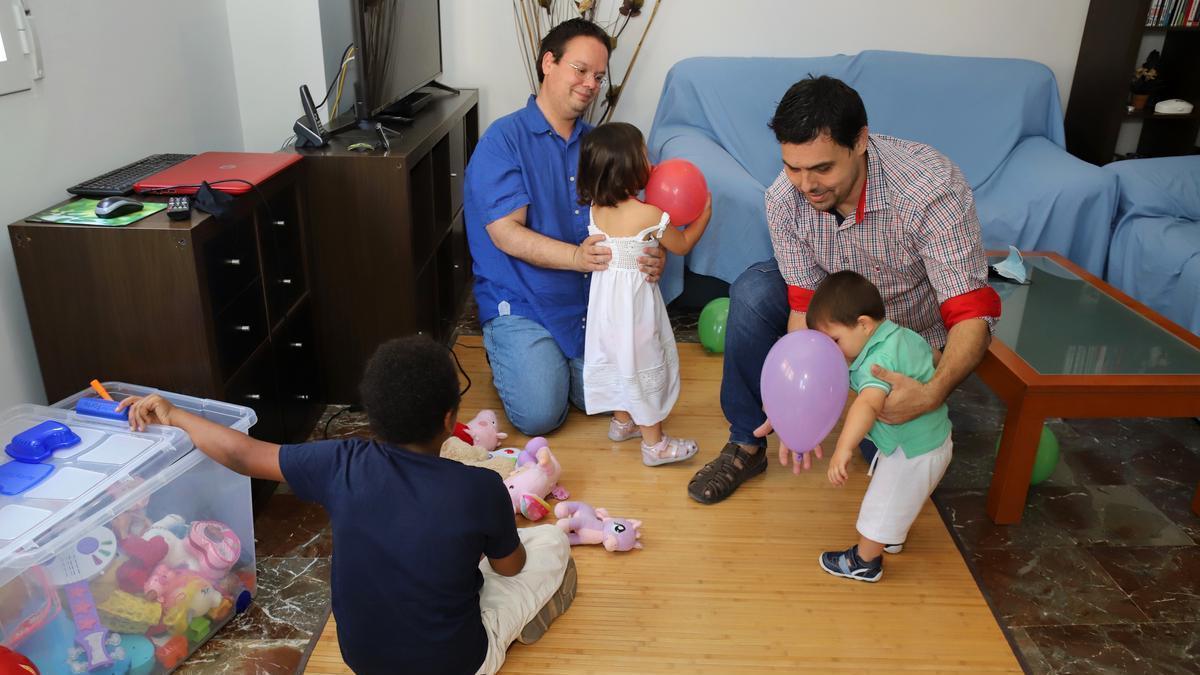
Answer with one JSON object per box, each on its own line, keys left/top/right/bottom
{"left": 608, "top": 416, "right": 642, "bottom": 442}
{"left": 641, "top": 435, "right": 698, "bottom": 466}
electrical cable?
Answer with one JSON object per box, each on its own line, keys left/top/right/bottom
{"left": 449, "top": 344, "right": 472, "bottom": 397}
{"left": 330, "top": 48, "right": 357, "bottom": 123}
{"left": 315, "top": 43, "right": 354, "bottom": 109}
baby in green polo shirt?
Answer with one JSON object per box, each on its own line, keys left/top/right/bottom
{"left": 805, "top": 271, "right": 954, "bottom": 583}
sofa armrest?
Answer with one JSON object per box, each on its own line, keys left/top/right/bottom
{"left": 973, "top": 136, "right": 1117, "bottom": 278}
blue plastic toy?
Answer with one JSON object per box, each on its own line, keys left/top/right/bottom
{"left": 75, "top": 398, "right": 130, "bottom": 422}
{"left": 5, "top": 420, "right": 80, "bottom": 463}
{"left": 0, "top": 462, "right": 54, "bottom": 496}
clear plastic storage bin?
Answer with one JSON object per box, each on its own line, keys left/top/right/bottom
{"left": 0, "top": 385, "right": 257, "bottom": 674}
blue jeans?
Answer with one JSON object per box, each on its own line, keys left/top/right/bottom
{"left": 722, "top": 258, "right": 880, "bottom": 462}
{"left": 482, "top": 315, "right": 585, "bottom": 437}
{"left": 721, "top": 259, "right": 790, "bottom": 448}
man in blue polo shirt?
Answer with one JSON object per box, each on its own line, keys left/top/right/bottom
{"left": 465, "top": 18, "right": 665, "bottom": 436}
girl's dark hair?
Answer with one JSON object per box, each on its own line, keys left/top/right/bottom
{"left": 577, "top": 122, "right": 649, "bottom": 207}
{"left": 806, "top": 270, "right": 886, "bottom": 328}
{"left": 537, "top": 18, "right": 612, "bottom": 83}
{"left": 358, "top": 335, "right": 460, "bottom": 446}
{"left": 769, "top": 75, "right": 868, "bottom": 150}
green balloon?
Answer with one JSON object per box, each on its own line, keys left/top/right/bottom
{"left": 698, "top": 297, "right": 731, "bottom": 353}
{"left": 995, "top": 425, "right": 1060, "bottom": 485}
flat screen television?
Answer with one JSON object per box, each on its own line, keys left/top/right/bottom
{"left": 350, "top": 0, "right": 443, "bottom": 122}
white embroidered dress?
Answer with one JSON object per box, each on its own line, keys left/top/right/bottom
{"left": 582, "top": 210, "right": 680, "bottom": 426}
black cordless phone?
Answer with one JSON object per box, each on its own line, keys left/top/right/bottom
{"left": 294, "top": 84, "right": 329, "bottom": 148}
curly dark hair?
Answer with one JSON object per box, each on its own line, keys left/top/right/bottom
{"left": 578, "top": 122, "right": 649, "bottom": 207}
{"left": 358, "top": 335, "right": 460, "bottom": 446}
{"left": 806, "top": 270, "right": 885, "bottom": 328}
{"left": 769, "top": 75, "right": 868, "bottom": 150}
{"left": 537, "top": 18, "right": 612, "bottom": 83}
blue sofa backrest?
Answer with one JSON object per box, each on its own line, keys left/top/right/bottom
{"left": 648, "top": 50, "right": 1066, "bottom": 189}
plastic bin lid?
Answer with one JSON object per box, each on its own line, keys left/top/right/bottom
{"left": 52, "top": 382, "right": 257, "bottom": 435}
{"left": 0, "top": 404, "right": 192, "bottom": 568}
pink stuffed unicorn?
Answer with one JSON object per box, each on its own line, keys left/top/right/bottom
{"left": 503, "top": 445, "right": 568, "bottom": 520}
{"left": 554, "top": 501, "right": 643, "bottom": 551}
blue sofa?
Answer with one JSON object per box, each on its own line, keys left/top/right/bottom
{"left": 1105, "top": 156, "right": 1200, "bottom": 335}
{"left": 646, "top": 51, "right": 1118, "bottom": 303}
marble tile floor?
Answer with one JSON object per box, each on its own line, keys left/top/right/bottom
{"left": 184, "top": 307, "right": 1200, "bottom": 674}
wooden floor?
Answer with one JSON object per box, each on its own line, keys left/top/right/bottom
{"left": 305, "top": 336, "right": 1020, "bottom": 674}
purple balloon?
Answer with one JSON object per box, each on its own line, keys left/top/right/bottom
{"left": 760, "top": 330, "right": 849, "bottom": 453}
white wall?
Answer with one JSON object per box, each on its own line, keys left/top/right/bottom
{"left": 440, "top": 0, "right": 1091, "bottom": 133}
{"left": 224, "top": 0, "right": 327, "bottom": 151}
{"left": 0, "top": 0, "right": 244, "bottom": 407}
{"left": 0, "top": 0, "right": 1091, "bottom": 408}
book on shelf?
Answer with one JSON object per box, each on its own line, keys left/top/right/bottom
{"left": 1147, "top": 0, "right": 1200, "bottom": 27}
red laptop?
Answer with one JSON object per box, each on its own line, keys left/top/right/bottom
{"left": 134, "top": 151, "right": 302, "bottom": 195}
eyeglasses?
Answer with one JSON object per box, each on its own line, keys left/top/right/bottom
{"left": 566, "top": 62, "right": 608, "bottom": 86}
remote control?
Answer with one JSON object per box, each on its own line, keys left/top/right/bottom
{"left": 167, "top": 195, "right": 191, "bottom": 221}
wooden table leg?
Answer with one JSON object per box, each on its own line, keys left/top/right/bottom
{"left": 1193, "top": 482, "right": 1200, "bottom": 517}
{"left": 986, "top": 396, "right": 1046, "bottom": 524}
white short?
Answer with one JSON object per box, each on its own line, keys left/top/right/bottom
{"left": 476, "top": 525, "right": 571, "bottom": 675}
{"left": 856, "top": 434, "right": 953, "bottom": 546}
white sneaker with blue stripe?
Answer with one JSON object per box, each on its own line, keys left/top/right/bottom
{"left": 819, "top": 545, "right": 883, "bottom": 582}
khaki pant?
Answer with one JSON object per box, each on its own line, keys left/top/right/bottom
{"left": 476, "top": 525, "right": 571, "bottom": 674}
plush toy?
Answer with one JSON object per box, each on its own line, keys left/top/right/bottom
{"left": 516, "top": 436, "right": 548, "bottom": 469}
{"left": 503, "top": 445, "right": 568, "bottom": 520}
{"left": 452, "top": 410, "right": 508, "bottom": 451}
{"left": 116, "top": 535, "right": 168, "bottom": 595}
{"left": 160, "top": 578, "right": 223, "bottom": 636}
{"left": 439, "top": 437, "right": 517, "bottom": 476}
{"left": 142, "top": 515, "right": 191, "bottom": 568}
{"left": 554, "top": 501, "right": 643, "bottom": 551}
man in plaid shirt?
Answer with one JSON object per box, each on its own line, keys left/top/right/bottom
{"left": 688, "top": 76, "right": 1001, "bottom": 505}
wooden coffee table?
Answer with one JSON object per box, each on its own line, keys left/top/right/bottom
{"left": 976, "top": 252, "right": 1200, "bottom": 524}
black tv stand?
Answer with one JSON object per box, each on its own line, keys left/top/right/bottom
{"left": 383, "top": 81, "right": 463, "bottom": 119}
{"left": 391, "top": 90, "right": 435, "bottom": 118}
{"left": 425, "top": 80, "right": 460, "bottom": 95}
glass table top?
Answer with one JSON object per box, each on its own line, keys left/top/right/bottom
{"left": 989, "top": 255, "right": 1200, "bottom": 375}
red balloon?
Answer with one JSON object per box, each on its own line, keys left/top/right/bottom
{"left": 645, "top": 159, "right": 708, "bottom": 225}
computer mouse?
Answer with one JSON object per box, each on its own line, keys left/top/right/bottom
{"left": 95, "top": 196, "right": 144, "bottom": 218}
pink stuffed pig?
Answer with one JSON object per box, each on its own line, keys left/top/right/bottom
{"left": 554, "top": 501, "right": 643, "bottom": 551}
{"left": 503, "top": 445, "right": 568, "bottom": 520}
{"left": 461, "top": 410, "right": 508, "bottom": 451}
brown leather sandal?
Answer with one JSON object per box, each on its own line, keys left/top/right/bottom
{"left": 687, "top": 442, "right": 768, "bottom": 505}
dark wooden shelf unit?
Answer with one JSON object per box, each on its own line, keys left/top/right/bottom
{"left": 8, "top": 165, "right": 325, "bottom": 511}
{"left": 297, "top": 89, "right": 479, "bottom": 402}
{"left": 1065, "top": 0, "right": 1200, "bottom": 164}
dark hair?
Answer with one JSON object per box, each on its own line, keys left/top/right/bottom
{"left": 768, "top": 75, "right": 868, "bottom": 149}
{"left": 358, "top": 335, "right": 460, "bottom": 446}
{"left": 537, "top": 18, "right": 612, "bottom": 83}
{"left": 806, "top": 271, "right": 885, "bottom": 328}
{"left": 577, "top": 122, "right": 649, "bottom": 207}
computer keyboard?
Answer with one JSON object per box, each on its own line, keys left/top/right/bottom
{"left": 67, "top": 154, "right": 195, "bottom": 198}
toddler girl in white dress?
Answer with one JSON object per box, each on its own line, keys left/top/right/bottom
{"left": 577, "top": 122, "right": 712, "bottom": 466}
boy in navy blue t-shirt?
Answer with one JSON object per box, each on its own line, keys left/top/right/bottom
{"left": 121, "top": 336, "right": 574, "bottom": 674}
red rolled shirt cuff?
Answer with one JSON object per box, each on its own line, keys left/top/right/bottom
{"left": 787, "top": 285, "right": 814, "bottom": 312}
{"left": 940, "top": 286, "right": 1002, "bottom": 330}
